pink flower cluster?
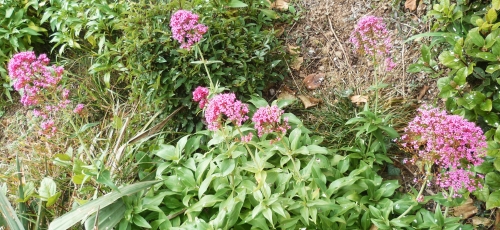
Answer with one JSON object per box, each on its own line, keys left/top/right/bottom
{"left": 192, "top": 86, "right": 209, "bottom": 109}
{"left": 400, "top": 105, "right": 486, "bottom": 195}
{"left": 349, "top": 15, "right": 396, "bottom": 71}
{"left": 252, "top": 105, "right": 290, "bottom": 138}
{"left": 8, "top": 51, "right": 64, "bottom": 106}
{"left": 170, "top": 10, "right": 208, "bottom": 49}
{"left": 8, "top": 52, "right": 85, "bottom": 138}
{"left": 204, "top": 93, "right": 249, "bottom": 130}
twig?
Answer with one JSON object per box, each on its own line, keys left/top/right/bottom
{"left": 327, "top": 17, "right": 350, "bottom": 67}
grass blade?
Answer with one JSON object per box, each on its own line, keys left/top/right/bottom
{"left": 0, "top": 190, "right": 25, "bottom": 230}
{"left": 48, "top": 180, "right": 160, "bottom": 230}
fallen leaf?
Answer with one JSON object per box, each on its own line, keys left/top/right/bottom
{"left": 271, "top": 0, "right": 289, "bottom": 10}
{"left": 350, "top": 95, "right": 368, "bottom": 104}
{"left": 405, "top": 0, "right": 417, "bottom": 11}
{"left": 452, "top": 198, "right": 477, "bottom": 219}
{"left": 291, "top": 57, "right": 303, "bottom": 70}
{"left": 277, "top": 85, "right": 297, "bottom": 101}
{"left": 288, "top": 45, "right": 300, "bottom": 55}
{"left": 472, "top": 217, "right": 493, "bottom": 228}
{"left": 298, "top": 95, "right": 321, "bottom": 108}
{"left": 303, "top": 73, "right": 325, "bottom": 90}
{"left": 370, "top": 224, "right": 378, "bottom": 230}
{"left": 274, "top": 26, "right": 285, "bottom": 37}
{"left": 417, "top": 85, "right": 429, "bottom": 101}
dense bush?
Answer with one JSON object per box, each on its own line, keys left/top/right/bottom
{"left": 409, "top": 0, "right": 500, "bottom": 210}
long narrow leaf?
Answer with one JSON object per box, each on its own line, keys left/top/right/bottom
{"left": 0, "top": 190, "right": 25, "bottom": 230}
{"left": 48, "top": 180, "right": 160, "bottom": 230}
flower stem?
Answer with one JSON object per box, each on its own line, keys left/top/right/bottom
{"left": 196, "top": 44, "right": 215, "bottom": 90}
{"left": 397, "top": 173, "right": 428, "bottom": 219}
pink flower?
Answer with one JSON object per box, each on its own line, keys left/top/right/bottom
{"left": 240, "top": 132, "right": 253, "bottom": 143}
{"left": 204, "top": 93, "right": 249, "bottom": 130}
{"left": 349, "top": 15, "right": 395, "bottom": 70}
{"left": 252, "top": 105, "right": 290, "bottom": 137}
{"left": 192, "top": 86, "right": 209, "bottom": 109}
{"left": 39, "top": 119, "right": 57, "bottom": 138}
{"left": 8, "top": 51, "right": 64, "bottom": 106}
{"left": 73, "top": 104, "right": 85, "bottom": 114}
{"left": 399, "top": 105, "right": 486, "bottom": 193}
{"left": 170, "top": 10, "right": 208, "bottom": 49}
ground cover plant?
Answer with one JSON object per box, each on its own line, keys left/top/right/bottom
{"left": 1, "top": 0, "right": 500, "bottom": 229}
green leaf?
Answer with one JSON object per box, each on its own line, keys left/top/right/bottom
{"left": 0, "top": 189, "right": 25, "bottom": 230}
{"left": 494, "top": 0, "right": 500, "bottom": 10}
{"left": 486, "top": 8, "right": 498, "bottom": 24}
{"left": 486, "top": 190, "right": 500, "bottom": 209}
{"left": 467, "top": 28, "right": 485, "bottom": 47}
{"left": 227, "top": 0, "right": 248, "bottom": 7}
{"left": 84, "top": 199, "right": 126, "bottom": 230}
{"left": 486, "top": 172, "right": 500, "bottom": 190}
{"left": 486, "top": 64, "right": 500, "bottom": 74}
{"left": 249, "top": 96, "right": 269, "bottom": 108}
{"left": 476, "top": 52, "right": 497, "bottom": 61}
{"left": 48, "top": 180, "right": 160, "bottom": 230}
{"left": 132, "top": 215, "right": 151, "bottom": 228}
{"left": 378, "top": 125, "right": 399, "bottom": 139}
{"left": 39, "top": 178, "right": 57, "bottom": 201}
{"left": 46, "top": 192, "right": 61, "bottom": 207}
{"left": 289, "top": 128, "right": 301, "bottom": 151}
{"left": 185, "top": 195, "right": 223, "bottom": 215}
{"left": 454, "top": 66, "right": 468, "bottom": 85}
{"left": 78, "top": 122, "right": 100, "bottom": 134}
{"left": 439, "top": 51, "right": 465, "bottom": 70}
{"left": 480, "top": 99, "right": 493, "bottom": 111}
{"left": 97, "top": 169, "right": 119, "bottom": 191}
{"left": 260, "top": 9, "right": 278, "bottom": 19}
{"left": 155, "top": 144, "right": 177, "bottom": 161}
{"left": 422, "top": 44, "right": 431, "bottom": 64}
{"left": 220, "top": 158, "right": 235, "bottom": 177}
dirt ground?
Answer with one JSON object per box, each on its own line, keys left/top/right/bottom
{"left": 282, "top": 0, "right": 434, "bottom": 103}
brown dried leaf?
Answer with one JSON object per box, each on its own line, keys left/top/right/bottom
{"left": 303, "top": 73, "right": 325, "bottom": 90}
{"left": 277, "top": 86, "right": 297, "bottom": 101}
{"left": 288, "top": 45, "right": 300, "bottom": 55}
{"left": 405, "top": 0, "right": 417, "bottom": 11}
{"left": 350, "top": 95, "right": 368, "bottom": 104}
{"left": 452, "top": 198, "right": 477, "bottom": 219}
{"left": 298, "top": 95, "right": 321, "bottom": 108}
{"left": 472, "top": 217, "right": 493, "bottom": 227}
{"left": 271, "top": 0, "right": 289, "bottom": 10}
{"left": 417, "top": 85, "right": 429, "bottom": 101}
{"left": 291, "top": 57, "right": 303, "bottom": 70}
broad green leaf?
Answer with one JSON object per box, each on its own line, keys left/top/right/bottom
{"left": 494, "top": 0, "right": 500, "bottom": 10}
{"left": 486, "top": 8, "right": 498, "bottom": 24}
{"left": 48, "top": 180, "right": 160, "bottom": 230}
{"left": 487, "top": 190, "right": 500, "bottom": 209}
{"left": 155, "top": 144, "right": 177, "bottom": 161}
{"left": 454, "top": 66, "right": 468, "bottom": 85}
{"left": 467, "top": 28, "right": 485, "bottom": 47}
{"left": 476, "top": 52, "right": 497, "bottom": 61}
{"left": 220, "top": 158, "right": 235, "bottom": 177}
{"left": 480, "top": 99, "right": 493, "bottom": 111}
{"left": 185, "top": 195, "right": 223, "bottom": 215}
{"left": 486, "top": 64, "right": 500, "bottom": 74}
{"left": 227, "top": 0, "right": 248, "bottom": 7}
{"left": 438, "top": 51, "right": 465, "bottom": 70}
{"left": 485, "top": 172, "right": 500, "bottom": 190}
{"left": 39, "top": 178, "right": 57, "bottom": 201}
{"left": 289, "top": 128, "right": 301, "bottom": 151}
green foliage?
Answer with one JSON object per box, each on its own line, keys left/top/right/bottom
{"left": 411, "top": 0, "right": 500, "bottom": 210}
{"left": 42, "top": 0, "right": 295, "bottom": 132}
